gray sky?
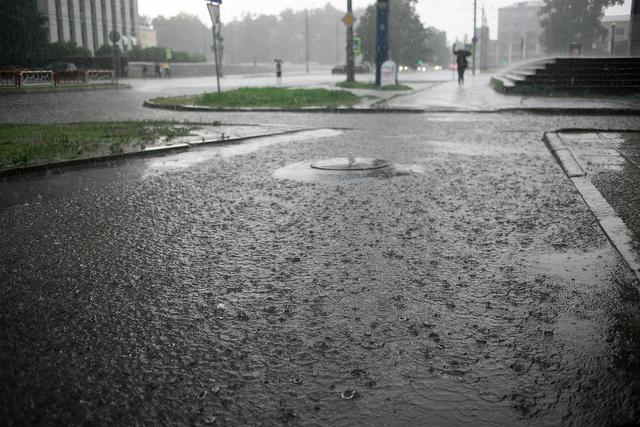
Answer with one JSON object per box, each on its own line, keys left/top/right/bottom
{"left": 138, "top": 0, "right": 631, "bottom": 42}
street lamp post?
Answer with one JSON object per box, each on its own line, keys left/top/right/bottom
{"left": 206, "top": 0, "right": 222, "bottom": 94}
{"left": 611, "top": 23, "right": 616, "bottom": 56}
{"left": 472, "top": 0, "right": 477, "bottom": 75}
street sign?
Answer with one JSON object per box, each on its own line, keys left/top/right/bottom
{"left": 380, "top": 60, "right": 397, "bottom": 87}
{"left": 109, "top": 30, "right": 120, "bottom": 44}
{"left": 165, "top": 48, "right": 172, "bottom": 60}
{"left": 207, "top": 2, "right": 221, "bottom": 30}
{"left": 205, "top": 0, "right": 222, "bottom": 94}
{"left": 342, "top": 13, "right": 355, "bottom": 26}
{"left": 353, "top": 36, "right": 362, "bottom": 54}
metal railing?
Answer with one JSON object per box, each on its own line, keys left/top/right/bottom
{"left": 0, "top": 69, "right": 113, "bottom": 88}
{"left": 21, "top": 70, "right": 54, "bottom": 86}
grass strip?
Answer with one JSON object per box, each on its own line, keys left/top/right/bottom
{"left": 150, "top": 87, "right": 360, "bottom": 108}
{"left": 0, "top": 121, "right": 200, "bottom": 170}
{"left": 336, "top": 81, "right": 412, "bottom": 91}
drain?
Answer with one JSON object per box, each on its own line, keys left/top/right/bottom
{"left": 310, "top": 157, "right": 390, "bottom": 171}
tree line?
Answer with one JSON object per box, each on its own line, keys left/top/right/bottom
{"left": 219, "top": 2, "right": 449, "bottom": 66}
{"left": 2, "top": 0, "right": 628, "bottom": 69}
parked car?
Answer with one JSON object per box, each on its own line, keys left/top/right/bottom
{"left": 331, "top": 63, "right": 372, "bottom": 74}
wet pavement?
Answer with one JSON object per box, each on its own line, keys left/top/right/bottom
{"left": 1, "top": 77, "right": 640, "bottom": 425}
{"left": 384, "top": 74, "right": 640, "bottom": 112}
{"left": 547, "top": 131, "right": 640, "bottom": 271}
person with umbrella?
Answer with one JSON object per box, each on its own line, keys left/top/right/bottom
{"left": 453, "top": 43, "right": 472, "bottom": 86}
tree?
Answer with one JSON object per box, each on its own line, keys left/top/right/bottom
{"left": 42, "top": 41, "right": 92, "bottom": 60}
{"left": 539, "top": 0, "right": 624, "bottom": 53}
{"left": 356, "top": 0, "right": 432, "bottom": 66}
{"left": 152, "top": 14, "right": 211, "bottom": 56}
{"left": 0, "top": 2, "right": 49, "bottom": 67}
{"left": 425, "top": 27, "right": 449, "bottom": 66}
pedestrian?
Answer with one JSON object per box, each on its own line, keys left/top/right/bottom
{"left": 142, "top": 65, "right": 148, "bottom": 77}
{"left": 274, "top": 59, "right": 282, "bottom": 84}
{"left": 453, "top": 43, "right": 471, "bottom": 86}
{"left": 154, "top": 63, "right": 161, "bottom": 77}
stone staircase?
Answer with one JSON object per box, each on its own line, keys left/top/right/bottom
{"left": 491, "top": 57, "right": 640, "bottom": 95}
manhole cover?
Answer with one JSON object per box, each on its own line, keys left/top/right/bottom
{"left": 311, "top": 157, "right": 390, "bottom": 171}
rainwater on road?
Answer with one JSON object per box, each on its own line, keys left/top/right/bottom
{"left": 1, "top": 78, "right": 640, "bottom": 425}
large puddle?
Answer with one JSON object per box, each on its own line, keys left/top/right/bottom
{"left": 274, "top": 160, "right": 423, "bottom": 182}
{"left": 142, "top": 128, "right": 343, "bottom": 177}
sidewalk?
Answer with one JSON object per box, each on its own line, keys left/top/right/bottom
{"left": 384, "top": 73, "right": 640, "bottom": 113}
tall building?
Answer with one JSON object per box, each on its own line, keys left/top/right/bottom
{"left": 497, "top": 1, "right": 544, "bottom": 66}
{"left": 36, "top": 0, "right": 139, "bottom": 54}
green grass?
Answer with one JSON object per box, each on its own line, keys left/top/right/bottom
{"left": 150, "top": 87, "right": 360, "bottom": 109}
{"left": 336, "top": 81, "right": 412, "bottom": 91}
{"left": 0, "top": 121, "right": 200, "bottom": 169}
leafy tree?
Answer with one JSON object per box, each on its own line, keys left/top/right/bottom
{"left": 42, "top": 41, "right": 92, "bottom": 59}
{"left": 95, "top": 44, "right": 116, "bottom": 57}
{"left": 539, "top": 0, "right": 624, "bottom": 53}
{"left": 152, "top": 14, "right": 211, "bottom": 56}
{"left": 0, "top": 2, "right": 48, "bottom": 67}
{"left": 223, "top": 4, "right": 358, "bottom": 65}
{"left": 425, "top": 27, "right": 449, "bottom": 66}
{"left": 356, "top": 0, "right": 432, "bottom": 66}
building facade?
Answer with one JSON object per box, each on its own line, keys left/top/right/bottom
{"left": 600, "top": 15, "right": 631, "bottom": 55}
{"left": 497, "top": 1, "right": 544, "bottom": 66}
{"left": 36, "top": 0, "right": 139, "bottom": 54}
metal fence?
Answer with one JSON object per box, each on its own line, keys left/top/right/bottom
{"left": 0, "top": 69, "right": 113, "bottom": 88}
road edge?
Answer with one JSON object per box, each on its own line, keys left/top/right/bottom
{"left": 543, "top": 131, "right": 640, "bottom": 284}
{"left": 0, "top": 128, "right": 314, "bottom": 179}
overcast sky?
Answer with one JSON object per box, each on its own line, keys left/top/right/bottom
{"left": 138, "top": 0, "right": 632, "bottom": 42}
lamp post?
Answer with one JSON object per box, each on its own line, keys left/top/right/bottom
{"left": 611, "top": 23, "right": 616, "bottom": 56}
{"left": 346, "top": 0, "right": 355, "bottom": 82}
{"left": 206, "top": 0, "right": 222, "bottom": 94}
{"left": 472, "top": 0, "right": 477, "bottom": 75}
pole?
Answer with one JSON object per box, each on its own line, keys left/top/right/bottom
{"left": 336, "top": 22, "right": 340, "bottom": 64}
{"left": 611, "top": 24, "right": 616, "bottom": 56}
{"left": 346, "top": 0, "right": 355, "bottom": 82}
{"left": 375, "top": 0, "right": 389, "bottom": 86}
{"left": 213, "top": 27, "right": 221, "bottom": 94}
{"left": 112, "top": 43, "right": 118, "bottom": 84}
{"left": 472, "top": 0, "right": 477, "bottom": 75}
{"left": 305, "top": 10, "right": 310, "bottom": 74}
{"left": 630, "top": 0, "right": 639, "bottom": 56}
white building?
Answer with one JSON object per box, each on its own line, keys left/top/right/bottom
{"left": 601, "top": 15, "right": 631, "bottom": 55}
{"left": 36, "top": 0, "right": 139, "bottom": 53}
{"left": 497, "top": 1, "right": 544, "bottom": 66}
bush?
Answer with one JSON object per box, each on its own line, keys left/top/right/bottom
{"left": 43, "top": 41, "right": 92, "bottom": 59}
{"left": 125, "top": 46, "right": 206, "bottom": 63}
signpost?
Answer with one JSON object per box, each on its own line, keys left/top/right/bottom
{"left": 206, "top": 0, "right": 222, "bottom": 94}
{"left": 345, "top": 1, "right": 355, "bottom": 82}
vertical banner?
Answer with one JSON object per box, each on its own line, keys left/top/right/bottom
{"left": 375, "top": 0, "right": 389, "bottom": 86}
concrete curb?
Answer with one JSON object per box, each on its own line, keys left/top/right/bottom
{"left": 0, "top": 128, "right": 311, "bottom": 179}
{"left": 143, "top": 100, "right": 640, "bottom": 116}
{"left": 142, "top": 100, "right": 424, "bottom": 114}
{"left": 543, "top": 132, "right": 586, "bottom": 178}
{"left": 543, "top": 131, "right": 640, "bottom": 285}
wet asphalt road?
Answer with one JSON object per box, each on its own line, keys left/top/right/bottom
{"left": 1, "top": 85, "right": 640, "bottom": 425}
